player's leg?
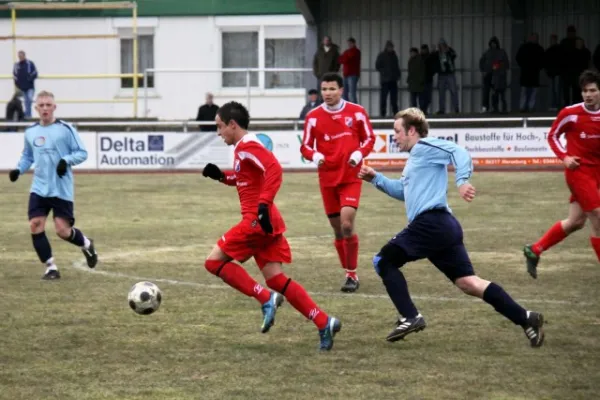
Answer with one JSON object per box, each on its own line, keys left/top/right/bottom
{"left": 524, "top": 199, "right": 586, "bottom": 278}
{"left": 28, "top": 193, "right": 58, "bottom": 280}
{"left": 372, "top": 240, "right": 426, "bottom": 342}
{"left": 320, "top": 185, "right": 349, "bottom": 285}
{"left": 52, "top": 198, "right": 97, "bottom": 268}
{"left": 338, "top": 181, "right": 363, "bottom": 292}
{"left": 257, "top": 236, "right": 341, "bottom": 351}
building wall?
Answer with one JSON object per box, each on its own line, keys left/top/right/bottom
{"left": 0, "top": 14, "right": 308, "bottom": 119}
{"left": 315, "top": 0, "right": 600, "bottom": 116}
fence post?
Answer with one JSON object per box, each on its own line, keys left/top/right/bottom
{"left": 246, "top": 69, "right": 251, "bottom": 110}
{"left": 143, "top": 70, "right": 149, "bottom": 118}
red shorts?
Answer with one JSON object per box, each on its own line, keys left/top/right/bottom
{"left": 320, "top": 181, "right": 362, "bottom": 217}
{"left": 217, "top": 218, "right": 292, "bottom": 269}
{"left": 566, "top": 165, "right": 600, "bottom": 212}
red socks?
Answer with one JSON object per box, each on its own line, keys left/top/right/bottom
{"left": 266, "top": 273, "right": 328, "bottom": 330}
{"left": 205, "top": 260, "right": 271, "bottom": 304}
{"left": 590, "top": 236, "right": 600, "bottom": 262}
{"left": 532, "top": 221, "right": 567, "bottom": 255}
{"left": 334, "top": 235, "right": 359, "bottom": 280}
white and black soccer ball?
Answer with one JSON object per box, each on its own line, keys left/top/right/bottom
{"left": 128, "top": 281, "right": 162, "bottom": 315}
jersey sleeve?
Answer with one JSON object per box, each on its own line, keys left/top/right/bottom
{"left": 547, "top": 107, "right": 576, "bottom": 160}
{"left": 300, "top": 114, "right": 318, "bottom": 161}
{"left": 355, "top": 108, "right": 375, "bottom": 158}
{"left": 61, "top": 123, "right": 88, "bottom": 166}
{"left": 371, "top": 172, "right": 405, "bottom": 201}
{"left": 221, "top": 170, "right": 237, "bottom": 186}
{"left": 238, "top": 143, "right": 282, "bottom": 205}
{"left": 419, "top": 139, "right": 473, "bottom": 187}
{"left": 16, "top": 133, "right": 34, "bottom": 174}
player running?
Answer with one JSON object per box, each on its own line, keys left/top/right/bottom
{"left": 202, "top": 101, "right": 341, "bottom": 351}
{"left": 300, "top": 72, "right": 375, "bottom": 293}
{"left": 359, "top": 107, "right": 545, "bottom": 348}
{"left": 523, "top": 69, "right": 600, "bottom": 278}
{"left": 8, "top": 90, "right": 98, "bottom": 280}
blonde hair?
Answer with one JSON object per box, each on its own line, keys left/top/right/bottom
{"left": 395, "top": 107, "right": 429, "bottom": 137}
{"left": 36, "top": 90, "right": 55, "bottom": 99}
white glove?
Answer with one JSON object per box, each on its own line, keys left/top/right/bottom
{"left": 348, "top": 150, "right": 363, "bottom": 166}
{"left": 313, "top": 152, "right": 325, "bottom": 166}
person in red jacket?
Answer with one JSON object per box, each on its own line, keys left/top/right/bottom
{"left": 202, "top": 101, "right": 341, "bottom": 351}
{"left": 338, "top": 37, "right": 361, "bottom": 103}
{"left": 301, "top": 72, "right": 375, "bottom": 292}
{"left": 523, "top": 70, "right": 600, "bottom": 277}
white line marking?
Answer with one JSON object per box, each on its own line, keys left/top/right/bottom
{"left": 69, "top": 246, "right": 594, "bottom": 306}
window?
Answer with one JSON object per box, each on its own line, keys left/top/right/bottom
{"left": 265, "top": 38, "right": 305, "bottom": 88}
{"left": 120, "top": 35, "right": 154, "bottom": 88}
{"left": 222, "top": 32, "right": 259, "bottom": 88}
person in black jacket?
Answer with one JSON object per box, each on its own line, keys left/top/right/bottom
{"left": 299, "top": 89, "right": 322, "bottom": 120}
{"left": 420, "top": 44, "right": 437, "bottom": 115}
{"left": 196, "top": 93, "right": 219, "bottom": 132}
{"left": 544, "top": 34, "right": 562, "bottom": 110}
{"left": 516, "top": 33, "right": 545, "bottom": 112}
{"left": 5, "top": 91, "right": 24, "bottom": 131}
{"left": 375, "top": 40, "right": 401, "bottom": 117}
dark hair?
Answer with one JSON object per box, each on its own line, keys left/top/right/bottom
{"left": 320, "top": 72, "right": 343, "bottom": 88}
{"left": 579, "top": 69, "right": 600, "bottom": 90}
{"left": 347, "top": 37, "right": 356, "bottom": 43}
{"left": 308, "top": 89, "right": 318, "bottom": 95}
{"left": 217, "top": 101, "right": 250, "bottom": 130}
{"left": 410, "top": 47, "right": 419, "bottom": 53}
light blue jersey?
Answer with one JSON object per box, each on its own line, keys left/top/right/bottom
{"left": 371, "top": 136, "right": 473, "bottom": 222}
{"left": 16, "top": 120, "right": 87, "bottom": 202}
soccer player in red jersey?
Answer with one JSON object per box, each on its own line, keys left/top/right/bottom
{"left": 202, "top": 101, "right": 341, "bottom": 351}
{"left": 301, "top": 72, "right": 375, "bottom": 292}
{"left": 524, "top": 70, "right": 600, "bottom": 278}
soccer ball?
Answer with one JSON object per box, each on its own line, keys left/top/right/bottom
{"left": 128, "top": 281, "right": 162, "bottom": 315}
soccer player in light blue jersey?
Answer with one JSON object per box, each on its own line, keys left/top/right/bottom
{"left": 8, "top": 91, "right": 98, "bottom": 280}
{"left": 358, "top": 108, "right": 545, "bottom": 347}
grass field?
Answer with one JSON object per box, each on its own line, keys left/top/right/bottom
{"left": 1, "top": 171, "right": 599, "bottom": 400}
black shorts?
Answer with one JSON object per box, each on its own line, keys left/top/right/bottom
{"left": 387, "top": 208, "right": 474, "bottom": 282}
{"left": 28, "top": 193, "right": 75, "bottom": 226}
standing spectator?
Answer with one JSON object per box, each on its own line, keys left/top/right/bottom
{"left": 573, "top": 38, "right": 592, "bottom": 103}
{"left": 434, "top": 38, "right": 459, "bottom": 114}
{"left": 4, "top": 91, "right": 24, "bottom": 132}
{"left": 593, "top": 41, "right": 600, "bottom": 71}
{"left": 375, "top": 40, "right": 401, "bottom": 117}
{"left": 196, "top": 92, "right": 219, "bottom": 132}
{"left": 560, "top": 25, "right": 580, "bottom": 106}
{"left": 407, "top": 47, "right": 426, "bottom": 111}
{"left": 544, "top": 34, "right": 562, "bottom": 110}
{"left": 12, "top": 50, "right": 38, "bottom": 118}
{"left": 479, "top": 36, "right": 510, "bottom": 113}
{"left": 516, "top": 33, "right": 545, "bottom": 112}
{"left": 338, "top": 37, "right": 361, "bottom": 103}
{"left": 299, "top": 89, "right": 322, "bottom": 120}
{"left": 312, "top": 36, "right": 340, "bottom": 83}
{"left": 420, "top": 44, "right": 437, "bottom": 114}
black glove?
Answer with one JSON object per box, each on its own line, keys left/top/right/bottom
{"left": 257, "top": 203, "right": 273, "bottom": 234}
{"left": 9, "top": 169, "right": 19, "bottom": 182}
{"left": 202, "top": 163, "right": 224, "bottom": 181}
{"left": 56, "top": 159, "right": 68, "bottom": 178}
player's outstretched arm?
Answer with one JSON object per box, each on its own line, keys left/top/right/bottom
{"left": 10, "top": 134, "right": 34, "bottom": 181}
{"left": 61, "top": 123, "right": 88, "bottom": 166}
{"left": 202, "top": 163, "right": 236, "bottom": 186}
{"left": 359, "top": 165, "right": 405, "bottom": 201}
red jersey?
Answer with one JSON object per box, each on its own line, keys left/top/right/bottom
{"left": 301, "top": 100, "right": 375, "bottom": 187}
{"left": 221, "top": 133, "right": 285, "bottom": 234}
{"left": 548, "top": 102, "right": 600, "bottom": 165}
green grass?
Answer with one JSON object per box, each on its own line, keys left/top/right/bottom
{"left": 1, "top": 171, "right": 599, "bottom": 400}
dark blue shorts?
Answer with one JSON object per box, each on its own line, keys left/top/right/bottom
{"left": 28, "top": 193, "right": 75, "bottom": 226}
{"left": 388, "top": 208, "right": 474, "bottom": 282}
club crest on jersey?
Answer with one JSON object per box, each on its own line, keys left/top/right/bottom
{"left": 324, "top": 134, "right": 330, "bottom": 141}
{"left": 345, "top": 117, "right": 353, "bottom": 127}
{"left": 33, "top": 136, "right": 46, "bottom": 147}
{"left": 234, "top": 159, "right": 241, "bottom": 172}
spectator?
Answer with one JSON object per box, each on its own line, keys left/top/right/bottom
{"left": 12, "top": 50, "right": 37, "bottom": 118}
{"left": 375, "top": 40, "right": 401, "bottom": 117}
{"left": 480, "top": 36, "right": 510, "bottom": 113}
{"left": 299, "top": 89, "right": 322, "bottom": 120}
{"left": 4, "top": 91, "right": 24, "bottom": 131}
{"left": 573, "top": 38, "right": 592, "bottom": 103}
{"left": 407, "top": 47, "right": 426, "bottom": 111}
{"left": 312, "top": 36, "right": 340, "bottom": 82}
{"left": 516, "top": 33, "right": 544, "bottom": 112}
{"left": 560, "top": 25, "right": 580, "bottom": 106}
{"left": 544, "top": 34, "right": 562, "bottom": 110}
{"left": 594, "top": 41, "right": 600, "bottom": 71}
{"left": 195, "top": 92, "right": 219, "bottom": 132}
{"left": 420, "top": 44, "right": 437, "bottom": 114}
{"left": 434, "top": 38, "right": 459, "bottom": 114}
{"left": 338, "top": 37, "right": 361, "bottom": 103}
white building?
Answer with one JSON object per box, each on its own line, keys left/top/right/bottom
{"left": 0, "top": 5, "right": 308, "bottom": 120}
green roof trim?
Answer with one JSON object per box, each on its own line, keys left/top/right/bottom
{"left": 0, "top": 0, "right": 300, "bottom": 18}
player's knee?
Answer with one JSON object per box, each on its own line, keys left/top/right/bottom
{"left": 570, "top": 216, "right": 586, "bottom": 231}
{"left": 454, "top": 276, "right": 483, "bottom": 297}
{"left": 341, "top": 220, "right": 354, "bottom": 237}
{"left": 29, "top": 219, "right": 43, "bottom": 233}
{"left": 205, "top": 259, "right": 226, "bottom": 276}
{"left": 372, "top": 244, "right": 406, "bottom": 278}
{"left": 55, "top": 226, "right": 71, "bottom": 239}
